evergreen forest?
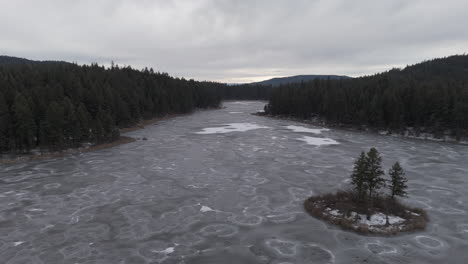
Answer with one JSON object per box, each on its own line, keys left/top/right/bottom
{"left": 0, "top": 59, "right": 222, "bottom": 153}
{"left": 265, "top": 55, "right": 468, "bottom": 139}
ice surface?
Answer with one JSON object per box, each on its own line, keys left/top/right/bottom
{"left": 196, "top": 123, "right": 269, "bottom": 134}
{"left": 297, "top": 136, "right": 339, "bottom": 146}
{"left": 1, "top": 101, "right": 467, "bottom": 263}
{"left": 285, "top": 125, "right": 329, "bottom": 134}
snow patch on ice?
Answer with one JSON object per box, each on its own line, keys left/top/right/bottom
{"left": 229, "top": 112, "right": 243, "bottom": 114}
{"left": 152, "top": 247, "right": 175, "bottom": 254}
{"left": 161, "top": 247, "right": 175, "bottom": 254}
{"left": 200, "top": 206, "right": 215, "bottom": 213}
{"left": 297, "top": 136, "right": 339, "bottom": 146}
{"left": 27, "top": 208, "right": 44, "bottom": 212}
{"left": 188, "top": 184, "right": 208, "bottom": 189}
{"left": 286, "top": 125, "right": 329, "bottom": 134}
{"left": 13, "top": 241, "right": 25, "bottom": 246}
{"left": 230, "top": 102, "right": 250, "bottom": 105}
{"left": 196, "top": 123, "right": 269, "bottom": 134}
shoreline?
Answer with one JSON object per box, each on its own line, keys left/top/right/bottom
{"left": 0, "top": 113, "right": 188, "bottom": 165}
{"left": 0, "top": 136, "right": 136, "bottom": 165}
{"left": 254, "top": 112, "right": 468, "bottom": 145}
{"left": 119, "top": 113, "right": 190, "bottom": 133}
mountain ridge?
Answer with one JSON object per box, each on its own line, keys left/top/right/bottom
{"left": 251, "top": 74, "right": 351, "bottom": 86}
{"left": 0, "top": 55, "right": 71, "bottom": 66}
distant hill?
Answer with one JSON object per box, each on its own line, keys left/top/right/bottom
{"left": 252, "top": 75, "right": 350, "bottom": 86}
{"left": 0, "top": 55, "right": 70, "bottom": 66}
{"left": 0, "top": 56, "right": 35, "bottom": 65}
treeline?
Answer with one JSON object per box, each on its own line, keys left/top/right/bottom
{"left": 220, "top": 75, "right": 350, "bottom": 100}
{"left": 266, "top": 55, "right": 468, "bottom": 138}
{"left": 220, "top": 84, "right": 274, "bottom": 100}
{"left": 0, "top": 61, "right": 222, "bottom": 153}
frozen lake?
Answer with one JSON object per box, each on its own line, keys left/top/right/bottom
{"left": 1, "top": 101, "right": 468, "bottom": 263}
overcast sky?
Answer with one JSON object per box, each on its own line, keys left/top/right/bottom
{"left": 1, "top": 0, "right": 467, "bottom": 83}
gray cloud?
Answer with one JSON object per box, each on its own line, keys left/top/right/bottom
{"left": 1, "top": 0, "right": 467, "bottom": 82}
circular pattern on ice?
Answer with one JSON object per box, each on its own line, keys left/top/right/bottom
{"left": 415, "top": 236, "right": 444, "bottom": 249}
{"left": 172, "top": 233, "right": 205, "bottom": 246}
{"left": 365, "top": 242, "right": 397, "bottom": 254}
{"left": 44, "top": 183, "right": 61, "bottom": 189}
{"left": 238, "top": 185, "right": 257, "bottom": 196}
{"left": 288, "top": 187, "right": 314, "bottom": 201}
{"left": 266, "top": 213, "right": 297, "bottom": 224}
{"left": 265, "top": 239, "right": 298, "bottom": 257}
{"left": 199, "top": 224, "right": 239, "bottom": 237}
{"left": 303, "top": 244, "right": 335, "bottom": 263}
{"left": 229, "top": 214, "right": 263, "bottom": 226}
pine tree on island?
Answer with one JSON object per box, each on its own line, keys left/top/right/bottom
{"left": 364, "top": 148, "right": 386, "bottom": 199}
{"left": 351, "top": 151, "right": 368, "bottom": 201}
{"left": 388, "top": 162, "right": 408, "bottom": 199}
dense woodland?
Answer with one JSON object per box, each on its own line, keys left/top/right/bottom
{"left": 220, "top": 75, "right": 348, "bottom": 100}
{"left": 221, "top": 84, "right": 273, "bottom": 100}
{"left": 0, "top": 59, "right": 222, "bottom": 153}
{"left": 266, "top": 55, "right": 468, "bottom": 139}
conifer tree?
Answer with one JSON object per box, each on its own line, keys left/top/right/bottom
{"left": 0, "top": 91, "right": 10, "bottom": 151}
{"left": 388, "top": 162, "right": 408, "bottom": 199}
{"left": 41, "top": 101, "right": 65, "bottom": 149}
{"left": 13, "top": 94, "right": 36, "bottom": 151}
{"left": 365, "top": 148, "right": 386, "bottom": 198}
{"left": 351, "top": 151, "right": 368, "bottom": 201}
{"left": 76, "top": 103, "right": 91, "bottom": 141}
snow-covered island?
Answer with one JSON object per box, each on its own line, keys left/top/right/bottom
{"left": 304, "top": 148, "right": 428, "bottom": 235}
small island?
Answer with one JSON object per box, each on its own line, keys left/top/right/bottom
{"left": 304, "top": 148, "right": 428, "bottom": 235}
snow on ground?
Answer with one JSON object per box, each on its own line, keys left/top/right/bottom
{"left": 358, "top": 213, "right": 405, "bottom": 226}
{"left": 286, "top": 125, "right": 329, "bottom": 134}
{"left": 297, "top": 136, "right": 339, "bottom": 146}
{"left": 327, "top": 209, "right": 341, "bottom": 216}
{"left": 325, "top": 209, "right": 405, "bottom": 226}
{"left": 196, "top": 123, "right": 269, "bottom": 134}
